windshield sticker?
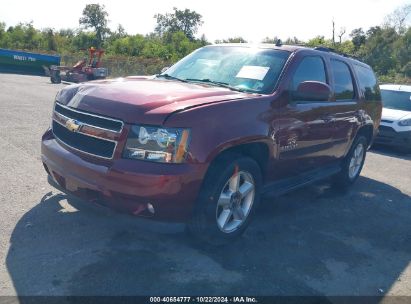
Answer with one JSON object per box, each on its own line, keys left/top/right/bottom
{"left": 236, "top": 66, "right": 270, "bottom": 80}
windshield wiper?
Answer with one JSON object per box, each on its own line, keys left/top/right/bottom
{"left": 156, "top": 74, "right": 188, "bottom": 83}
{"left": 185, "top": 78, "right": 248, "bottom": 93}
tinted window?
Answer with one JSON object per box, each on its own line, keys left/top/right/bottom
{"left": 381, "top": 90, "right": 411, "bottom": 111}
{"left": 291, "top": 56, "right": 327, "bottom": 90}
{"left": 331, "top": 60, "right": 355, "bottom": 100}
{"left": 354, "top": 64, "right": 380, "bottom": 101}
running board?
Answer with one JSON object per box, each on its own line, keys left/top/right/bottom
{"left": 262, "top": 164, "right": 341, "bottom": 197}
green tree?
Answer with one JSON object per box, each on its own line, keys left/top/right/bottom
{"left": 59, "top": 28, "right": 74, "bottom": 38}
{"left": 350, "top": 28, "right": 366, "bottom": 51}
{"left": 113, "top": 24, "right": 127, "bottom": 39}
{"left": 393, "top": 27, "right": 411, "bottom": 77}
{"left": 109, "top": 34, "right": 146, "bottom": 56}
{"left": 334, "top": 40, "right": 355, "bottom": 54}
{"left": 261, "top": 36, "right": 280, "bottom": 44}
{"left": 284, "top": 37, "right": 302, "bottom": 45}
{"left": 54, "top": 29, "right": 74, "bottom": 52}
{"left": 384, "top": 4, "right": 411, "bottom": 34}
{"left": 215, "top": 37, "right": 247, "bottom": 44}
{"left": 3, "top": 22, "right": 41, "bottom": 50}
{"left": 0, "top": 22, "right": 5, "bottom": 40}
{"left": 306, "top": 35, "right": 331, "bottom": 47}
{"left": 72, "top": 31, "right": 96, "bottom": 50}
{"left": 362, "top": 26, "right": 399, "bottom": 75}
{"left": 42, "top": 28, "right": 57, "bottom": 51}
{"left": 154, "top": 7, "right": 203, "bottom": 40}
{"left": 79, "top": 4, "right": 110, "bottom": 47}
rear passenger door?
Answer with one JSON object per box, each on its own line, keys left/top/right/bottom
{"left": 328, "top": 59, "right": 359, "bottom": 158}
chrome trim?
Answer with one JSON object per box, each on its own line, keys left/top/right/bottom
{"left": 53, "top": 118, "right": 118, "bottom": 145}
{"left": 55, "top": 102, "right": 124, "bottom": 133}
{"left": 52, "top": 119, "right": 118, "bottom": 160}
{"left": 52, "top": 103, "right": 124, "bottom": 160}
{"left": 53, "top": 111, "right": 120, "bottom": 139}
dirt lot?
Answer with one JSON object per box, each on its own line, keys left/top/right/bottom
{"left": 0, "top": 73, "right": 410, "bottom": 298}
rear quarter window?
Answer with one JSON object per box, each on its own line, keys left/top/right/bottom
{"left": 353, "top": 64, "right": 380, "bottom": 101}
{"left": 331, "top": 59, "right": 355, "bottom": 100}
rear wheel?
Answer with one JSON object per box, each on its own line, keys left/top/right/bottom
{"left": 50, "top": 72, "right": 61, "bottom": 84}
{"left": 333, "top": 135, "right": 367, "bottom": 189}
{"left": 188, "top": 154, "right": 262, "bottom": 244}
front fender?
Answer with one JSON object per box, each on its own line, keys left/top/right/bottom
{"left": 164, "top": 96, "right": 276, "bottom": 164}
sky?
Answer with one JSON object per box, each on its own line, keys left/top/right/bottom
{"left": 1, "top": 0, "right": 410, "bottom": 43}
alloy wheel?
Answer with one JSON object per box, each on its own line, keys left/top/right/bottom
{"left": 348, "top": 143, "right": 365, "bottom": 179}
{"left": 215, "top": 170, "right": 255, "bottom": 233}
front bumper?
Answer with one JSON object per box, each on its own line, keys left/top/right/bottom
{"left": 41, "top": 130, "right": 207, "bottom": 222}
{"left": 374, "top": 125, "right": 411, "bottom": 149}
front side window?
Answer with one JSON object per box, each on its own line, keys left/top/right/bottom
{"left": 331, "top": 60, "right": 355, "bottom": 100}
{"left": 291, "top": 56, "right": 327, "bottom": 90}
{"left": 354, "top": 64, "right": 380, "bottom": 101}
{"left": 164, "top": 46, "right": 290, "bottom": 94}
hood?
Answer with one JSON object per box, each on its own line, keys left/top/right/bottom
{"left": 382, "top": 107, "right": 411, "bottom": 121}
{"left": 56, "top": 77, "right": 253, "bottom": 125}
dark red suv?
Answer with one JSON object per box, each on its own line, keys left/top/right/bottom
{"left": 41, "top": 44, "right": 382, "bottom": 242}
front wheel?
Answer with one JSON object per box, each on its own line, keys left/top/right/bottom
{"left": 188, "top": 155, "right": 262, "bottom": 244}
{"left": 333, "top": 135, "right": 368, "bottom": 189}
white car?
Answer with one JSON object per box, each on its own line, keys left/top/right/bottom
{"left": 375, "top": 84, "right": 411, "bottom": 153}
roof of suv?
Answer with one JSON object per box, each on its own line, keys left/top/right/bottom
{"left": 208, "top": 43, "right": 370, "bottom": 68}
{"left": 209, "top": 43, "right": 304, "bottom": 52}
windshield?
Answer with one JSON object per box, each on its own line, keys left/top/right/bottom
{"left": 162, "top": 46, "right": 290, "bottom": 94}
{"left": 381, "top": 89, "right": 411, "bottom": 111}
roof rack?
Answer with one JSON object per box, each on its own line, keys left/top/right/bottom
{"left": 313, "top": 46, "right": 360, "bottom": 61}
{"left": 313, "top": 46, "right": 335, "bottom": 52}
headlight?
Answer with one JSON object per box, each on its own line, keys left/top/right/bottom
{"left": 398, "top": 118, "right": 411, "bottom": 126}
{"left": 123, "top": 125, "right": 190, "bottom": 163}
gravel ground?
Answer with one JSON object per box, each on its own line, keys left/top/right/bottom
{"left": 0, "top": 73, "right": 410, "bottom": 298}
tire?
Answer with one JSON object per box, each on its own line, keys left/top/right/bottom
{"left": 333, "top": 135, "right": 368, "bottom": 189}
{"left": 50, "top": 73, "right": 61, "bottom": 84}
{"left": 187, "top": 154, "right": 262, "bottom": 245}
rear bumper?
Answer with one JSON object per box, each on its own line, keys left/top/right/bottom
{"left": 375, "top": 126, "right": 411, "bottom": 149}
{"left": 41, "top": 130, "right": 207, "bottom": 222}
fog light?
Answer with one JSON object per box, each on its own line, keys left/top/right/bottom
{"left": 147, "top": 203, "right": 155, "bottom": 214}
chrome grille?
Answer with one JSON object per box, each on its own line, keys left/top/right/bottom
{"left": 54, "top": 103, "right": 123, "bottom": 132}
{"left": 52, "top": 103, "right": 123, "bottom": 159}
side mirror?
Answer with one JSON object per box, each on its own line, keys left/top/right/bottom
{"left": 292, "top": 81, "right": 332, "bottom": 102}
{"left": 161, "top": 67, "right": 170, "bottom": 74}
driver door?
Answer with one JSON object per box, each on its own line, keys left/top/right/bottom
{"left": 275, "top": 54, "right": 336, "bottom": 176}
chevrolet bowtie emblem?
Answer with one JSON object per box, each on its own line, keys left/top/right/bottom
{"left": 65, "top": 119, "right": 82, "bottom": 132}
